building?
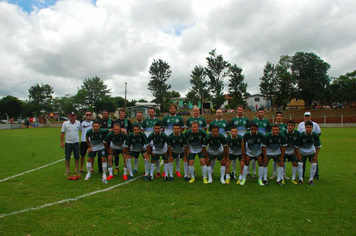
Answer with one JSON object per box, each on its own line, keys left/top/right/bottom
{"left": 244, "top": 94, "right": 270, "bottom": 111}
{"left": 129, "top": 102, "right": 160, "bottom": 118}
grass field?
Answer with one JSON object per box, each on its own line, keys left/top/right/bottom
{"left": 0, "top": 128, "right": 355, "bottom": 235}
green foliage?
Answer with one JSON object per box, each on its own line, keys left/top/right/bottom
{"left": 80, "top": 76, "right": 111, "bottom": 107}
{"left": 28, "top": 83, "right": 54, "bottom": 114}
{"left": 228, "top": 64, "right": 247, "bottom": 108}
{"left": 324, "top": 70, "right": 356, "bottom": 105}
{"left": 148, "top": 59, "right": 172, "bottom": 111}
{"left": 205, "top": 49, "right": 230, "bottom": 109}
{"left": 94, "top": 96, "right": 117, "bottom": 113}
{"left": 52, "top": 95, "right": 76, "bottom": 116}
{"left": 259, "top": 61, "right": 277, "bottom": 107}
{"left": 112, "top": 96, "right": 127, "bottom": 108}
{"left": 274, "top": 55, "right": 295, "bottom": 109}
{"left": 0, "top": 95, "right": 23, "bottom": 117}
{"left": 186, "top": 65, "right": 210, "bottom": 112}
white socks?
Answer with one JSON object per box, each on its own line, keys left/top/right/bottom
{"left": 150, "top": 163, "right": 155, "bottom": 177}
{"left": 190, "top": 165, "right": 195, "bottom": 178}
{"left": 310, "top": 163, "right": 317, "bottom": 181}
{"left": 292, "top": 166, "right": 297, "bottom": 180}
{"left": 242, "top": 165, "right": 249, "bottom": 180}
{"left": 232, "top": 160, "right": 237, "bottom": 173}
{"left": 102, "top": 162, "right": 107, "bottom": 179}
{"left": 86, "top": 162, "right": 92, "bottom": 177}
{"left": 126, "top": 159, "right": 133, "bottom": 176}
{"left": 277, "top": 166, "right": 283, "bottom": 182}
{"left": 134, "top": 157, "right": 139, "bottom": 170}
{"left": 184, "top": 162, "right": 189, "bottom": 177}
{"left": 155, "top": 160, "right": 160, "bottom": 173}
{"left": 144, "top": 159, "right": 150, "bottom": 176}
{"left": 252, "top": 159, "right": 256, "bottom": 175}
{"left": 298, "top": 162, "right": 303, "bottom": 180}
{"left": 273, "top": 161, "right": 277, "bottom": 175}
{"left": 211, "top": 159, "right": 216, "bottom": 173}
{"left": 258, "top": 166, "right": 264, "bottom": 181}
{"left": 168, "top": 162, "right": 174, "bottom": 177}
{"left": 175, "top": 158, "right": 180, "bottom": 172}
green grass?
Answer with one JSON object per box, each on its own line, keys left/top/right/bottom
{"left": 0, "top": 128, "right": 355, "bottom": 235}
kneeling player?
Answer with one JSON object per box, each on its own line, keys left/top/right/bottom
{"left": 168, "top": 124, "right": 188, "bottom": 180}
{"left": 226, "top": 126, "right": 244, "bottom": 184}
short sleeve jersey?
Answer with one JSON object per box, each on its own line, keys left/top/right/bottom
{"left": 61, "top": 120, "right": 80, "bottom": 144}
{"left": 203, "top": 133, "right": 227, "bottom": 156}
{"left": 97, "top": 118, "right": 112, "bottom": 129}
{"left": 162, "top": 115, "right": 184, "bottom": 136}
{"left": 243, "top": 131, "right": 265, "bottom": 157}
{"left": 226, "top": 134, "right": 243, "bottom": 156}
{"left": 86, "top": 128, "right": 110, "bottom": 151}
{"left": 142, "top": 117, "right": 161, "bottom": 137}
{"left": 230, "top": 117, "right": 249, "bottom": 136}
{"left": 113, "top": 118, "right": 133, "bottom": 133}
{"left": 186, "top": 116, "right": 207, "bottom": 130}
{"left": 79, "top": 120, "right": 94, "bottom": 142}
{"left": 126, "top": 132, "right": 149, "bottom": 152}
{"left": 185, "top": 129, "right": 207, "bottom": 154}
{"left": 262, "top": 132, "right": 287, "bottom": 155}
{"left": 281, "top": 129, "right": 300, "bottom": 155}
{"left": 250, "top": 118, "right": 271, "bottom": 135}
{"left": 168, "top": 133, "right": 187, "bottom": 154}
{"left": 148, "top": 132, "right": 169, "bottom": 155}
{"left": 132, "top": 121, "right": 144, "bottom": 130}
{"left": 296, "top": 131, "right": 322, "bottom": 156}
{"left": 209, "top": 119, "right": 230, "bottom": 137}
{"left": 275, "top": 123, "right": 287, "bottom": 132}
{"left": 103, "top": 131, "right": 127, "bottom": 150}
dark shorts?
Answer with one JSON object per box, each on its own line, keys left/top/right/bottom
{"left": 108, "top": 149, "right": 124, "bottom": 156}
{"left": 302, "top": 154, "right": 316, "bottom": 163}
{"left": 65, "top": 142, "right": 80, "bottom": 161}
{"left": 129, "top": 151, "right": 145, "bottom": 158}
{"left": 80, "top": 142, "right": 89, "bottom": 156}
{"left": 207, "top": 152, "right": 224, "bottom": 161}
{"left": 267, "top": 154, "right": 282, "bottom": 163}
{"left": 172, "top": 152, "right": 184, "bottom": 159}
{"left": 229, "top": 154, "right": 242, "bottom": 161}
{"left": 188, "top": 152, "right": 205, "bottom": 160}
{"left": 284, "top": 154, "right": 297, "bottom": 163}
{"left": 88, "top": 149, "right": 107, "bottom": 158}
{"left": 151, "top": 154, "right": 167, "bottom": 162}
{"left": 246, "top": 155, "right": 259, "bottom": 161}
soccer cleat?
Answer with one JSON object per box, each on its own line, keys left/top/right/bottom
{"left": 281, "top": 180, "right": 285, "bottom": 185}
{"left": 220, "top": 178, "right": 226, "bottom": 184}
{"left": 162, "top": 171, "right": 166, "bottom": 177}
{"left": 84, "top": 174, "right": 91, "bottom": 180}
{"left": 133, "top": 169, "right": 137, "bottom": 174}
{"left": 263, "top": 180, "right": 269, "bottom": 186}
{"left": 251, "top": 174, "right": 257, "bottom": 179}
{"left": 291, "top": 179, "right": 298, "bottom": 185}
{"left": 101, "top": 178, "right": 108, "bottom": 184}
{"left": 258, "top": 180, "right": 264, "bottom": 186}
{"left": 230, "top": 172, "right": 236, "bottom": 180}
{"left": 269, "top": 174, "right": 276, "bottom": 180}
{"left": 184, "top": 176, "right": 190, "bottom": 182}
{"left": 298, "top": 180, "right": 303, "bottom": 185}
{"left": 169, "top": 176, "right": 174, "bottom": 181}
{"left": 189, "top": 178, "right": 195, "bottom": 183}
{"left": 148, "top": 175, "right": 153, "bottom": 181}
{"left": 144, "top": 175, "right": 149, "bottom": 181}
{"left": 239, "top": 179, "right": 246, "bottom": 185}
{"left": 175, "top": 171, "right": 182, "bottom": 177}
{"left": 284, "top": 175, "right": 290, "bottom": 180}
{"left": 236, "top": 179, "right": 241, "bottom": 185}
{"left": 123, "top": 174, "right": 128, "bottom": 180}
{"left": 277, "top": 180, "right": 285, "bottom": 185}
{"left": 308, "top": 180, "right": 314, "bottom": 186}
{"left": 127, "top": 175, "right": 133, "bottom": 180}
{"left": 67, "top": 175, "right": 75, "bottom": 180}
{"left": 72, "top": 175, "right": 81, "bottom": 181}
{"left": 208, "top": 177, "right": 213, "bottom": 184}
{"left": 314, "top": 175, "right": 320, "bottom": 180}
{"left": 106, "top": 175, "right": 114, "bottom": 180}
{"left": 226, "top": 178, "right": 230, "bottom": 184}
{"left": 155, "top": 172, "right": 160, "bottom": 178}
{"left": 247, "top": 173, "right": 251, "bottom": 178}
{"left": 165, "top": 176, "right": 169, "bottom": 181}
{"left": 203, "top": 178, "right": 208, "bottom": 184}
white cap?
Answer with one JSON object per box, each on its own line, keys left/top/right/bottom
{"left": 304, "top": 111, "right": 311, "bottom": 116}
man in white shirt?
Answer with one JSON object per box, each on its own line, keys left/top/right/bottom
{"left": 79, "top": 111, "right": 94, "bottom": 173}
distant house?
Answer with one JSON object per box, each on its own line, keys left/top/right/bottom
{"left": 222, "top": 94, "right": 233, "bottom": 108}
{"left": 286, "top": 98, "right": 305, "bottom": 109}
{"left": 129, "top": 102, "right": 160, "bottom": 118}
{"left": 244, "top": 94, "right": 270, "bottom": 111}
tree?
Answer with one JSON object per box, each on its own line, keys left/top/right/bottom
{"left": 0, "top": 95, "right": 23, "bottom": 117}
{"left": 94, "top": 96, "right": 117, "bottom": 113}
{"left": 148, "top": 59, "right": 172, "bottom": 111}
{"left": 205, "top": 49, "right": 230, "bottom": 109}
{"left": 186, "top": 65, "right": 210, "bottom": 112}
{"left": 28, "top": 83, "right": 54, "bottom": 114}
{"left": 228, "top": 64, "right": 247, "bottom": 108}
{"left": 291, "top": 52, "right": 331, "bottom": 107}
{"left": 326, "top": 70, "right": 356, "bottom": 105}
{"left": 259, "top": 62, "right": 278, "bottom": 107}
{"left": 80, "top": 76, "right": 111, "bottom": 107}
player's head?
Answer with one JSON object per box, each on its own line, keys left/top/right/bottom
{"left": 85, "top": 111, "right": 92, "bottom": 121}
{"left": 250, "top": 122, "right": 258, "bottom": 134}
{"left": 173, "top": 123, "right": 181, "bottom": 135}
{"left": 119, "top": 109, "right": 126, "bottom": 119}
{"left": 230, "top": 126, "right": 237, "bottom": 137}
{"left": 257, "top": 108, "right": 265, "bottom": 119}
{"left": 216, "top": 109, "right": 223, "bottom": 119}
{"left": 210, "top": 124, "right": 219, "bottom": 137}
{"left": 304, "top": 111, "right": 311, "bottom": 122}
{"left": 136, "top": 111, "right": 143, "bottom": 122}
{"left": 133, "top": 124, "right": 140, "bottom": 135}
{"left": 102, "top": 109, "right": 109, "bottom": 119}
{"left": 305, "top": 120, "right": 313, "bottom": 134}
{"left": 237, "top": 105, "right": 244, "bottom": 117}
{"left": 154, "top": 122, "right": 161, "bottom": 134}
{"left": 148, "top": 107, "right": 155, "bottom": 118}
{"left": 287, "top": 120, "right": 295, "bottom": 132}
{"left": 191, "top": 121, "right": 199, "bottom": 133}
{"left": 271, "top": 124, "right": 280, "bottom": 136}
{"left": 113, "top": 122, "right": 122, "bottom": 134}
{"left": 193, "top": 106, "right": 200, "bottom": 117}
{"left": 169, "top": 104, "right": 177, "bottom": 115}
{"left": 69, "top": 111, "right": 76, "bottom": 122}
{"left": 92, "top": 121, "right": 100, "bottom": 131}
{"left": 275, "top": 111, "right": 283, "bottom": 122}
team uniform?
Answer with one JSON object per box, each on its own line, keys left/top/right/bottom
{"left": 185, "top": 129, "right": 207, "bottom": 181}
{"left": 250, "top": 118, "right": 271, "bottom": 135}
{"left": 168, "top": 132, "right": 188, "bottom": 178}
{"left": 125, "top": 131, "right": 149, "bottom": 178}
{"left": 132, "top": 121, "right": 144, "bottom": 130}
{"left": 209, "top": 119, "right": 230, "bottom": 137}
{"left": 148, "top": 131, "right": 171, "bottom": 179}
{"left": 162, "top": 115, "right": 184, "bottom": 136}
{"left": 186, "top": 116, "right": 207, "bottom": 130}
{"left": 226, "top": 134, "right": 243, "bottom": 180}
{"left": 230, "top": 117, "right": 249, "bottom": 136}
{"left": 281, "top": 129, "right": 300, "bottom": 183}
{"left": 275, "top": 123, "right": 287, "bottom": 132}
{"left": 96, "top": 118, "right": 113, "bottom": 173}
{"left": 103, "top": 131, "right": 127, "bottom": 179}
{"left": 142, "top": 117, "right": 161, "bottom": 137}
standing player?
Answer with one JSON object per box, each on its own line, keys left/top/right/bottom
{"left": 79, "top": 111, "right": 94, "bottom": 174}
{"left": 60, "top": 112, "right": 80, "bottom": 178}
{"left": 295, "top": 121, "right": 321, "bottom": 186}
{"left": 85, "top": 121, "right": 110, "bottom": 183}
{"left": 185, "top": 122, "right": 207, "bottom": 183}
{"left": 240, "top": 123, "right": 264, "bottom": 186}
{"left": 203, "top": 125, "right": 229, "bottom": 184}
{"left": 186, "top": 106, "right": 207, "bottom": 130}
{"left": 262, "top": 124, "right": 287, "bottom": 185}
{"left": 168, "top": 124, "right": 188, "bottom": 180}
{"left": 97, "top": 109, "right": 113, "bottom": 174}
{"left": 125, "top": 124, "right": 149, "bottom": 180}
{"left": 281, "top": 120, "right": 300, "bottom": 184}
{"left": 270, "top": 111, "right": 288, "bottom": 180}
{"left": 147, "top": 123, "right": 170, "bottom": 180}
{"left": 103, "top": 123, "right": 128, "bottom": 181}
{"left": 226, "top": 126, "right": 244, "bottom": 184}
{"left": 162, "top": 104, "right": 185, "bottom": 177}
{"left": 132, "top": 111, "right": 144, "bottom": 173}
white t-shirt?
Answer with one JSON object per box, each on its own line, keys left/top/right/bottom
{"left": 79, "top": 120, "right": 94, "bottom": 142}
{"left": 61, "top": 120, "right": 80, "bottom": 143}
{"left": 297, "top": 121, "right": 321, "bottom": 134}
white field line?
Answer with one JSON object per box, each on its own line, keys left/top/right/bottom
{"left": 0, "top": 176, "right": 140, "bottom": 218}
{"left": 0, "top": 159, "right": 64, "bottom": 183}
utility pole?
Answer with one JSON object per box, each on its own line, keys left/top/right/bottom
{"left": 124, "top": 82, "right": 127, "bottom": 110}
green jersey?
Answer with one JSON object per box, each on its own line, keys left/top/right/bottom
{"left": 162, "top": 114, "right": 184, "bottom": 136}
{"left": 275, "top": 122, "right": 287, "bottom": 132}
{"left": 250, "top": 118, "right": 270, "bottom": 135}
{"left": 186, "top": 116, "right": 207, "bottom": 130}
{"left": 126, "top": 131, "right": 149, "bottom": 152}
{"left": 243, "top": 131, "right": 264, "bottom": 157}
{"left": 142, "top": 117, "right": 161, "bottom": 137}
{"left": 209, "top": 119, "right": 230, "bottom": 137}
{"left": 185, "top": 129, "right": 207, "bottom": 153}
{"left": 203, "top": 133, "right": 227, "bottom": 156}
{"left": 230, "top": 116, "right": 249, "bottom": 136}
{"left": 296, "top": 131, "right": 321, "bottom": 156}
{"left": 226, "top": 134, "right": 243, "bottom": 156}
{"left": 148, "top": 131, "right": 169, "bottom": 155}
{"left": 168, "top": 133, "right": 187, "bottom": 154}
{"left": 262, "top": 132, "right": 287, "bottom": 155}
{"left": 281, "top": 129, "right": 300, "bottom": 155}
{"left": 86, "top": 128, "right": 110, "bottom": 151}
{"left": 103, "top": 131, "right": 127, "bottom": 150}
{"left": 132, "top": 121, "right": 144, "bottom": 130}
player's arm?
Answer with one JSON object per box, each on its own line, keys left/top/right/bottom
{"left": 262, "top": 146, "right": 268, "bottom": 163}
{"left": 183, "top": 145, "right": 188, "bottom": 162}
{"left": 241, "top": 139, "right": 246, "bottom": 161}
{"left": 86, "top": 136, "right": 92, "bottom": 153}
{"left": 60, "top": 132, "right": 65, "bottom": 149}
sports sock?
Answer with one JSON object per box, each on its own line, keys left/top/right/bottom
{"left": 298, "top": 162, "right": 303, "bottom": 180}
{"left": 126, "top": 159, "right": 133, "bottom": 176}
{"left": 144, "top": 159, "right": 150, "bottom": 175}
{"left": 102, "top": 162, "right": 107, "bottom": 179}
{"left": 309, "top": 163, "right": 317, "bottom": 181}
{"left": 124, "top": 166, "right": 127, "bottom": 175}
{"left": 201, "top": 165, "right": 207, "bottom": 178}
{"left": 263, "top": 166, "right": 268, "bottom": 181}
{"left": 273, "top": 161, "right": 277, "bottom": 175}
{"left": 207, "top": 166, "right": 212, "bottom": 179}
{"left": 108, "top": 167, "right": 113, "bottom": 176}
{"left": 258, "top": 166, "right": 263, "bottom": 181}
{"left": 232, "top": 160, "right": 237, "bottom": 174}
{"left": 292, "top": 166, "right": 297, "bottom": 180}
{"left": 150, "top": 163, "right": 155, "bottom": 177}
{"left": 155, "top": 160, "right": 160, "bottom": 173}
{"left": 164, "top": 163, "right": 168, "bottom": 177}
{"left": 211, "top": 159, "right": 216, "bottom": 173}
{"left": 175, "top": 158, "right": 180, "bottom": 172}
{"left": 134, "top": 157, "right": 139, "bottom": 170}
{"left": 220, "top": 166, "right": 225, "bottom": 180}
{"left": 168, "top": 162, "right": 174, "bottom": 177}
{"left": 242, "top": 165, "right": 249, "bottom": 180}
{"left": 277, "top": 166, "right": 283, "bottom": 182}
{"left": 239, "top": 174, "right": 242, "bottom": 180}
{"left": 190, "top": 165, "right": 195, "bottom": 178}
{"left": 184, "top": 161, "right": 189, "bottom": 177}
{"left": 86, "top": 162, "right": 92, "bottom": 176}
{"left": 226, "top": 172, "right": 230, "bottom": 179}
{"left": 252, "top": 159, "right": 256, "bottom": 175}
{"left": 283, "top": 163, "right": 286, "bottom": 176}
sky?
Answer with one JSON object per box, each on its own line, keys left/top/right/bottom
{"left": 0, "top": 0, "right": 355, "bottom": 102}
